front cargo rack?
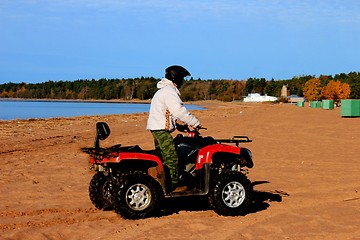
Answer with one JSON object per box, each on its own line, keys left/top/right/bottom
{"left": 215, "top": 136, "right": 252, "bottom": 147}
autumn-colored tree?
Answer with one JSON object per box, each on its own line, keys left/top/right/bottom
{"left": 321, "top": 80, "right": 350, "bottom": 106}
{"left": 303, "top": 78, "right": 322, "bottom": 101}
{"left": 15, "top": 86, "right": 27, "bottom": 98}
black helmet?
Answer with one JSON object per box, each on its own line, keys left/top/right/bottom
{"left": 165, "top": 65, "right": 190, "bottom": 88}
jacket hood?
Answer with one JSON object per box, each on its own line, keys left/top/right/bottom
{"left": 157, "top": 78, "right": 173, "bottom": 88}
{"left": 157, "top": 78, "right": 180, "bottom": 95}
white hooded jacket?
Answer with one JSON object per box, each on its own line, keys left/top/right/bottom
{"left": 146, "top": 78, "right": 200, "bottom": 131}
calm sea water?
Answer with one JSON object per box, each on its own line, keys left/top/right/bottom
{"left": 0, "top": 100, "right": 204, "bottom": 120}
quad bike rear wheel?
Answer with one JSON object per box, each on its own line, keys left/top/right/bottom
{"left": 89, "top": 172, "right": 113, "bottom": 210}
{"left": 208, "top": 170, "right": 252, "bottom": 216}
{"left": 113, "top": 171, "right": 163, "bottom": 219}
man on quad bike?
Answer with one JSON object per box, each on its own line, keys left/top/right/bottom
{"left": 81, "top": 65, "right": 254, "bottom": 219}
{"left": 82, "top": 110, "right": 254, "bottom": 219}
{"left": 147, "top": 65, "right": 201, "bottom": 192}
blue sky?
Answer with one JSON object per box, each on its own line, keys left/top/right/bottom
{"left": 1, "top": 0, "right": 359, "bottom": 84}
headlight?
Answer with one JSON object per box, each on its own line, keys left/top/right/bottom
{"left": 247, "top": 149, "right": 252, "bottom": 159}
{"left": 240, "top": 148, "right": 254, "bottom": 168}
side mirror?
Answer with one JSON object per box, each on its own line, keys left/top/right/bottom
{"left": 94, "top": 122, "right": 111, "bottom": 149}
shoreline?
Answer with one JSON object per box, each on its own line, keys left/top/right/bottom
{"left": 0, "top": 97, "right": 211, "bottom": 106}
{"left": 0, "top": 97, "right": 152, "bottom": 104}
{"left": 0, "top": 98, "right": 210, "bottom": 122}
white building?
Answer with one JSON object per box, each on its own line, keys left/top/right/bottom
{"left": 243, "top": 93, "right": 278, "bottom": 102}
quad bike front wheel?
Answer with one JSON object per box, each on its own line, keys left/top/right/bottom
{"left": 89, "top": 172, "right": 113, "bottom": 210}
{"left": 208, "top": 170, "right": 252, "bottom": 216}
{"left": 113, "top": 171, "right": 163, "bottom": 219}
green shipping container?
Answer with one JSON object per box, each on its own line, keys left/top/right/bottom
{"left": 341, "top": 99, "right": 360, "bottom": 117}
{"left": 322, "top": 100, "right": 334, "bottom": 110}
{"left": 310, "top": 101, "right": 321, "bottom": 108}
{"left": 297, "top": 101, "right": 304, "bottom": 107}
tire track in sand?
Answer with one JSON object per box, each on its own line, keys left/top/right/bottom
{"left": 0, "top": 207, "right": 118, "bottom": 230}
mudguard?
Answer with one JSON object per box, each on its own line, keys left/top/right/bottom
{"left": 195, "top": 144, "right": 240, "bottom": 170}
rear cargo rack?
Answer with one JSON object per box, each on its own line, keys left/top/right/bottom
{"left": 215, "top": 136, "right": 252, "bottom": 146}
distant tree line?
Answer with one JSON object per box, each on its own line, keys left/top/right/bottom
{"left": 0, "top": 77, "right": 159, "bottom": 101}
{"left": 0, "top": 72, "right": 359, "bottom": 101}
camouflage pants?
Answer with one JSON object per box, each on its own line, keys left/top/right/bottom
{"left": 151, "top": 130, "right": 178, "bottom": 186}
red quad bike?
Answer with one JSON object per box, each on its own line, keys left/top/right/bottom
{"left": 81, "top": 122, "right": 254, "bottom": 219}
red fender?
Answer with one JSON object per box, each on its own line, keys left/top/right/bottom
{"left": 114, "top": 152, "right": 164, "bottom": 172}
{"left": 195, "top": 144, "right": 240, "bottom": 170}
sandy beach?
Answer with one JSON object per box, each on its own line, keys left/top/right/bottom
{"left": 0, "top": 101, "right": 359, "bottom": 240}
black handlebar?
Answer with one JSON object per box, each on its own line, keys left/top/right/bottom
{"left": 176, "top": 123, "right": 206, "bottom": 132}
